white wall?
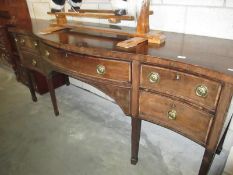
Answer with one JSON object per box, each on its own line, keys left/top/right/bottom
{"left": 26, "top": 0, "right": 233, "bottom": 152}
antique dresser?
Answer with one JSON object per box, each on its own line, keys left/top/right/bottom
{"left": 8, "top": 18, "right": 233, "bottom": 175}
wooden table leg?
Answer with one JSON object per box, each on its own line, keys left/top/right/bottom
{"left": 198, "top": 149, "right": 215, "bottom": 175}
{"left": 47, "top": 76, "right": 59, "bottom": 116}
{"left": 65, "top": 75, "right": 70, "bottom": 86}
{"left": 26, "top": 69, "right": 37, "bottom": 102}
{"left": 131, "top": 117, "right": 142, "bottom": 165}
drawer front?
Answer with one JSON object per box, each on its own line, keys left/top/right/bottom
{"left": 21, "top": 51, "right": 43, "bottom": 72}
{"left": 0, "top": 49, "right": 11, "bottom": 67}
{"left": 139, "top": 91, "right": 213, "bottom": 144}
{"left": 15, "top": 35, "right": 39, "bottom": 53}
{"left": 41, "top": 44, "right": 131, "bottom": 83}
{"left": 140, "top": 65, "right": 221, "bottom": 111}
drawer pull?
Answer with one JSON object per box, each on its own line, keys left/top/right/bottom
{"left": 32, "top": 59, "right": 37, "bottom": 66}
{"left": 20, "top": 39, "right": 25, "bottom": 45}
{"left": 34, "top": 41, "right": 38, "bottom": 47}
{"left": 148, "top": 72, "right": 160, "bottom": 83}
{"left": 196, "top": 85, "right": 208, "bottom": 98}
{"left": 14, "top": 38, "right": 18, "bottom": 43}
{"left": 45, "top": 50, "right": 50, "bottom": 57}
{"left": 96, "top": 65, "right": 106, "bottom": 75}
{"left": 167, "top": 110, "right": 177, "bottom": 120}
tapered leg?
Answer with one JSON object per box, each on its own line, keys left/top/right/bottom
{"left": 47, "top": 77, "right": 59, "bottom": 116}
{"left": 198, "top": 149, "right": 215, "bottom": 175}
{"left": 65, "top": 75, "right": 70, "bottom": 86}
{"left": 26, "top": 69, "right": 37, "bottom": 102}
{"left": 131, "top": 118, "right": 142, "bottom": 165}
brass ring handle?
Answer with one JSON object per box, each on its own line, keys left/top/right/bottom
{"left": 14, "top": 38, "right": 18, "bottom": 43}
{"left": 167, "top": 110, "right": 177, "bottom": 120}
{"left": 32, "top": 59, "right": 37, "bottom": 66}
{"left": 96, "top": 65, "right": 106, "bottom": 75}
{"left": 148, "top": 72, "right": 160, "bottom": 83}
{"left": 196, "top": 85, "right": 208, "bottom": 98}
{"left": 45, "top": 50, "right": 50, "bottom": 57}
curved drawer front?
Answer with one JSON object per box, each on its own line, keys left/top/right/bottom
{"left": 15, "top": 35, "right": 39, "bottom": 53}
{"left": 41, "top": 44, "right": 131, "bottom": 83}
{"left": 140, "top": 65, "right": 221, "bottom": 111}
{"left": 139, "top": 91, "right": 213, "bottom": 145}
{"left": 21, "top": 51, "right": 43, "bottom": 72}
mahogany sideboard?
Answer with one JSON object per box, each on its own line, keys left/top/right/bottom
{"left": 9, "top": 19, "right": 233, "bottom": 175}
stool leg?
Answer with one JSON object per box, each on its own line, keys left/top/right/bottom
{"left": 198, "top": 149, "right": 215, "bottom": 175}
{"left": 47, "top": 77, "right": 59, "bottom": 116}
{"left": 26, "top": 69, "right": 37, "bottom": 102}
{"left": 131, "top": 118, "right": 141, "bottom": 165}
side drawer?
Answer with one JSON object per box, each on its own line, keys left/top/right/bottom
{"left": 15, "top": 35, "right": 39, "bottom": 53}
{"left": 140, "top": 65, "right": 221, "bottom": 111}
{"left": 139, "top": 91, "right": 213, "bottom": 145}
{"left": 20, "top": 51, "right": 43, "bottom": 72}
{"left": 40, "top": 43, "right": 131, "bottom": 83}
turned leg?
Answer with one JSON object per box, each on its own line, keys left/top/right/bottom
{"left": 131, "top": 118, "right": 142, "bottom": 165}
{"left": 26, "top": 69, "right": 37, "bottom": 102}
{"left": 198, "top": 149, "right": 215, "bottom": 175}
{"left": 47, "top": 77, "right": 59, "bottom": 116}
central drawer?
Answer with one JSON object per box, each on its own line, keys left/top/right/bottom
{"left": 139, "top": 91, "right": 213, "bottom": 145}
{"left": 140, "top": 65, "right": 221, "bottom": 111}
{"left": 41, "top": 44, "right": 131, "bottom": 83}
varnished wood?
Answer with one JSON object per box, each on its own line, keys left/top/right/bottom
{"left": 139, "top": 91, "right": 213, "bottom": 145}
{"left": 140, "top": 64, "right": 222, "bottom": 112}
{"left": 40, "top": 43, "right": 131, "bottom": 83}
{"left": 49, "top": 12, "right": 135, "bottom": 21}
{"left": 47, "top": 76, "right": 59, "bottom": 116}
{"left": 130, "top": 60, "right": 141, "bottom": 164}
{"left": 117, "top": 37, "right": 148, "bottom": 49}
{"left": 25, "top": 68, "right": 37, "bottom": 102}
{"left": 136, "top": 0, "right": 150, "bottom": 34}
{"left": 8, "top": 18, "right": 233, "bottom": 175}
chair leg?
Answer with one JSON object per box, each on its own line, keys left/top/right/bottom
{"left": 26, "top": 69, "right": 37, "bottom": 102}
{"left": 131, "top": 118, "right": 142, "bottom": 165}
{"left": 47, "top": 77, "right": 59, "bottom": 116}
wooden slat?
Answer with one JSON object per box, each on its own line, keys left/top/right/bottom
{"left": 50, "top": 23, "right": 165, "bottom": 44}
{"left": 48, "top": 12, "right": 135, "bottom": 21}
{"left": 39, "top": 26, "right": 68, "bottom": 35}
{"left": 117, "top": 37, "right": 147, "bottom": 48}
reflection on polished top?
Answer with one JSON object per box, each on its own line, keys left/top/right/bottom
{"left": 13, "top": 19, "right": 233, "bottom": 80}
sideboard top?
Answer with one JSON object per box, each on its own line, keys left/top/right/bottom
{"left": 10, "top": 19, "right": 233, "bottom": 81}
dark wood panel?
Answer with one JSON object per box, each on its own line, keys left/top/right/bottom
{"left": 139, "top": 91, "right": 213, "bottom": 145}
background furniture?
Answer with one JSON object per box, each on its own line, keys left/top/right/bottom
{"left": 0, "top": 0, "right": 68, "bottom": 94}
